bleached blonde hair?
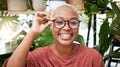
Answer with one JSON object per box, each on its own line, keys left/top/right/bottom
{"left": 51, "top": 4, "right": 79, "bottom": 19}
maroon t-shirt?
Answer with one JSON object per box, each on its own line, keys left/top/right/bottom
{"left": 3, "top": 45, "right": 104, "bottom": 67}
{"left": 26, "top": 45, "right": 104, "bottom": 67}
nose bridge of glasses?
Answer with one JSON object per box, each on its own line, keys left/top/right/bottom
{"left": 63, "top": 20, "right": 71, "bottom": 29}
{"left": 64, "top": 20, "right": 69, "bottom": 24}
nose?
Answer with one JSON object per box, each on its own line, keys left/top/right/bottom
{"left": 62, "top": 22, "right": 71, "bottom": 30}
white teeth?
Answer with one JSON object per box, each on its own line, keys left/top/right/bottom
{"left": 61, "top": 34, "right": 70, "bottom": 37}
{"left": 60, "top": 34, "right": 71, "bottom": 39}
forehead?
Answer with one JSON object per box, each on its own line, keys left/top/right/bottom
{"left": 52, "top": 6, "right": 79, "bottom": 20}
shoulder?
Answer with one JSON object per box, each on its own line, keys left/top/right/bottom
{"left": 27, "top": 46, "right": 50, "bottom": 62}
{"left": 26, "top": 46, "right": 51, "bottom": 66}
{"left": 77, "top": 45, "right": 104, "bottom": 63}
{"left": 78, "top": 45, "right": 104, "bottom": 67}
{"left": 28, "top": 46, "right": 50, "bottom": 57}
{"left": 78, "top": 45, "right": 102, "bottom": 58}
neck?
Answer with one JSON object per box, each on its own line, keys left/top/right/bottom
{"left": 51, "top": 43, "right": 78, "bottom": 57}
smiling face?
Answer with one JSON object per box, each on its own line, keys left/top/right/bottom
{"left": 51, "top": 5, "right": 79, "bottom": 46}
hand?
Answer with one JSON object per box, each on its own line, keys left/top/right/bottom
{"left": 30, "top": 12, "right": 52, "bottom": 35}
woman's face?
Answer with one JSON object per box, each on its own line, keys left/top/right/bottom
{"left": 51, "top": 7, "right": 79, "bottom": 46}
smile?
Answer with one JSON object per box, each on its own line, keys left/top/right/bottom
{"left": 59, "top": 33, "right": 72, "bottom": 40}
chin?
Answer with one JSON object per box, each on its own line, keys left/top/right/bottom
{"left": 57, "top": 39, "right": 74, "bottom": 46}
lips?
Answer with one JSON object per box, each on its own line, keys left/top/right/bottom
{"left": 59, "top": 33, "right": 72, "bottom": 40}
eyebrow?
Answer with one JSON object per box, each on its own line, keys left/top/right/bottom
{"left": 70, "top": 17, "right": 79, "bottom": 20}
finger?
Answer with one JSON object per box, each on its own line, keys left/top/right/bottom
{"left": 35, "top": 17, "right": 44, "bottom": 23}
{"left": 37, "top": 12, "right": 48, "bottom": 17}
{"left": 44, "top": 21, "right": 53, "bottom": 28}
{"left": 35, "top": 12, "right": 52, "bottom": 24}
{"left": 35, "top": 16, "right": 47, "bottom": 24}
{"left": 45, "top": 17, "right": 56, "bottom": 22}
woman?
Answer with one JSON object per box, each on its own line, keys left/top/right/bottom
{"left": 3, "top": 4, "right": 104, "bottom": 67}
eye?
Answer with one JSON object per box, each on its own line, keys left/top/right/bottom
{"left": 69, "top": 20, "right": 79, "bottom": 25}
{"left": 54, "top": 18, "right": 64, "bottom": 25}
{"left": 55, "top": 20, "right": 64, "bottom": 25}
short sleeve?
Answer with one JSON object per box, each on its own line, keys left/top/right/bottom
{"left": 92, "top": 51, "right": 104, "bottom": 67}
{"left": 2, "top": 52, "right": 38, "bottom": 67}
{"left": 26, "top": 52, "right": 36, "bottom": 67}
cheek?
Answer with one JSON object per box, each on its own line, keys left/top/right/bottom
{"left": 51, "top": 27, "right": 59, "bottom": 38}
{"left": 74, "top": 27, "right": 79, "bottom": 32}
{"left": 73, "top": 29, "right": 79, "bottom": 38}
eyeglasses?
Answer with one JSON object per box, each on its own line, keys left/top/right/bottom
{"left": 52, "top": 17, "right": 80, "bottom": 29}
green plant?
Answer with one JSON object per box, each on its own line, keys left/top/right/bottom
{"left": 84, "top": 0, "right": 120, "bottom": 63}
{"left": 0, "top": 29, "right": 27, "bottom": 67}
{"left": 0, "top": 53, "right": 12, "bottom": 67}
{"left": 103, "top": 2, "right": 120, "bottom": 62}
{"left": 84, "top": 0, "right": 112, "bottom": 14}
{"left": 32, "top": 27, "right": 55, "bottom": 49}
{"left": 0, "top": 11, "right": 19, "bottom": 28}
{"left": 0, "top": 11, "right": 20, "bottom": 67}
{"left": 0, "top": 0, "right": 4, "bottom": 9}
{"left": 0, "top": 30, "right": 26, "bottom": 67}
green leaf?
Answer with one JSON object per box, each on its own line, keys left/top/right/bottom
{"left": 93, "top": 45, "right": 100, "bottom": 52}
{"left": 0, "top": 0, "right": 4, "bottom": 9}
{"left": 84, "top": 2, "right": 91, "bottom": 14}
{"left": 75, "top": 34, "right": 85, "bottom": 44}
{"left": 0, "top": 12, "right": 19, "bottom": 29}
{"left": 110, "top": 2, "right": 120, "bottom": 35}
{"left": 106, "top": 9, "right": 115, "bottom": 18}
{"left": 111, "top": 2, "right": 120, "bottom": 17}
{"left": 110, "top": 2, "right": 120, "bottom": 36}
{"left": 98, "top": 19, "right": 110, "bottom": 56}
{"left": 90, "top": 4, "right": 99, "bottom": 13}
{"left": 110, "top": 17, "right": 120, "bottom": 36}
{"left": 104, "top": 48, "right": 120, "bottom": 62}
{"left": 32, "top": 27, "right": 55, "bottom": 48}
{"left": 0, "top": 53, "right": 12, "bottom": 67}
